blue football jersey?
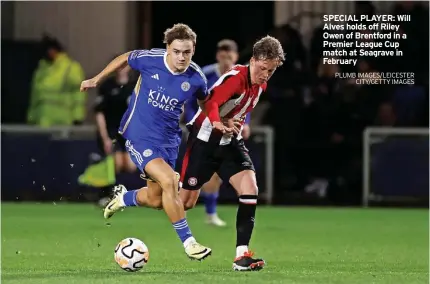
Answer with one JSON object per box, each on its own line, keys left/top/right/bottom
{"left": 202, "top": 63, "right": 222, "bottom": 88}
{"left": 184, "top": 63, "right": 250, "bottom": 124}
{"left": 119, "top": 48, "right": 208, "bottom": 148}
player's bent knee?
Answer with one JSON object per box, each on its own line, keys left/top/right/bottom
{"left": 183, "top": 196, "right": 198, "bottom": 210}
{"left": 244, "top": 184, "right": 259, "bottom": 196}
{"left": 179, "top": 189, "right": 199, "bottom": 210}
{"left": 237, "top": 181, "right": 258, "bottom": 196}
{"left": 231, "top": 170, "right": 259, "bottom": 196}
{"left": 149, "top": 197, "right": 163, "bottom": 209}
{"left": 183, "top": 200, "right": 197, "bottom": 210}
{"left": 139, "top": 193, "right": 162, "bottom": 209}
{"left": 158, "top": 173, "right": 178, "bottom": 193}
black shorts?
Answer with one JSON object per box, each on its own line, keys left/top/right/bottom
{"left": 96, "top": 133, "right": 127, "bottom": 155}
{"left": 180, "top": 129, "right": 255, "bottom": 190}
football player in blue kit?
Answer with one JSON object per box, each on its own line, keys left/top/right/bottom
{"left": 183, "top": 39, "right": 251, "bottom": 227}
{"left": 80, "top": 23, "right": 231, "bottom": 261}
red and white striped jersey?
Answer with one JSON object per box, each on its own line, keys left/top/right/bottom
{"left": 188, "top": 65, "right": 266, "bottom": 145}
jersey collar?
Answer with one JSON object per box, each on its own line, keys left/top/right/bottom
{"left": 163, "top": 52, "right": 188, "bottom": 75}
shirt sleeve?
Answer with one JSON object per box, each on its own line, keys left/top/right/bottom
{"left": 204, "top": 73, "right": 245, "bottom": 123}
{"left": 127, "top": 50, "right": 149, "bottom": 71}
{"left": 194, "top": 80, "right": 208, "bottom": 101}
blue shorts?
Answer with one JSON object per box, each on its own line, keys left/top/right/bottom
{"left": 125, "top": 139, "right": 178, "bottom": 178}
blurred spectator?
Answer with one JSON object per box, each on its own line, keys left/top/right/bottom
{"left": 309, "top": 24, "right": 325, "bottom": 75}
{"left": 301, "top": 61, "right": 341, "bottom": 197}
{"left": 374, "top": 102, "right": 397, "bottom": 126}
{"left": 78, "top": 64, "right": 137, "bottom": 207}
{"left": 27, "top": 34, "right": 87, "bottom": 127}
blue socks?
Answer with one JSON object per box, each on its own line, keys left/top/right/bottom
{"left": 172, "top": 218, "right": 194, "bottom": 244}
{"left": 202, "top": 192, "right": 218, "bottom": 215}
{"left": 122, "top": 190, "right": 139, "bottom": 206}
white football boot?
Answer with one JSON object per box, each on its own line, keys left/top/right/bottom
{"left": 185, "top": 241, "right": 212, "bottom": 261}
{"left": 103, "top": 185, "right": 127, "bottom": 219}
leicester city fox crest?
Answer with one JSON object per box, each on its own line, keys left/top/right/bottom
{"left": 181, "top": 81, "right": 190, "bottom": 92}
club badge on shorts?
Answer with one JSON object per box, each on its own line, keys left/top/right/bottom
{"left": 143, "top": 149, "right": 153, "bottom": 157}
{"left": 188, "top": 177, "right": 197, "bottom": 186}
{"left": 181, "top": 81, "right": 190, "bottom": 92}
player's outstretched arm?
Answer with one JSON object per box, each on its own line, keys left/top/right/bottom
{"left": 197, "top": 98, "right": 233, "bottom": 134}
{"left": 203, "top": 97, "right": 232, "bottom": 134}
{"left": 204, "top": 74, "right": 244, "bottom": 133}
{"left": 80, "top": 52, "right": 131, "bottom": 92}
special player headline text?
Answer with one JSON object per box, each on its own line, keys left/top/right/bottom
{"left": 321, "top": 14, "right": 410, "bottom": 66}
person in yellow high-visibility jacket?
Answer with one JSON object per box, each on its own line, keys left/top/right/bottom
{"left": 27, "top": 35, "right": 87, "bottom": 126}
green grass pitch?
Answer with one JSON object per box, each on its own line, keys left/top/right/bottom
{"left": 1, "top": 203, "right": 428, "bottom": 284}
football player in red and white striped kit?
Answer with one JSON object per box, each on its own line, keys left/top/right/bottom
{"left": 180, "top": 35, "right": 285, "bottom": 271}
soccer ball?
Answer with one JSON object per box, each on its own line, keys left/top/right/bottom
{"left": 114, "top": 237, "right": 149, "bottom": 272}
